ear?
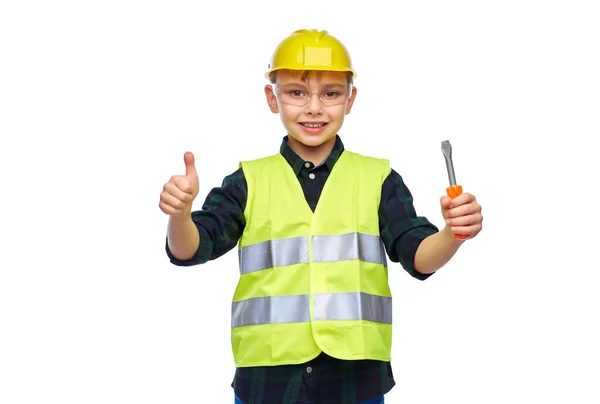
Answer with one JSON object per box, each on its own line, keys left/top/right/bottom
{"left": 345, "top": 86, "right": 357, "bottom": 115}
{"left": 265, "top": 84, "right": 279, "bottom": 114}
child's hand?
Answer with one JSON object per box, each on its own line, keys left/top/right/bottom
{"left": 159, "top": 152, "right": 200, "bottom": 217}
{"left": 440, "top": 193, "right": 483, "bottom": 240}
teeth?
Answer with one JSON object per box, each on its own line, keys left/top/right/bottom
{"left": 303, "top": 123, "right": 324, "bottom": 128}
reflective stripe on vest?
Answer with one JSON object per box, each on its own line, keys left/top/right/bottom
{"left": 231, "top": 292, "right": 392, "bottom": 328}
{"left": 238, "top": 231, "right": 387, "bottom": 274}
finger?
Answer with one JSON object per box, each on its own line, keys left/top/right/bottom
{"left": 160, "top": 191, "right": 190, "bottom": 211}
{"left": 184, "top": 151, "right": 198, "bottom": 179}
{"left": 170, "top": 175, "right": 196, "bottom": 195}
{"left": 449, "top": 192, "right": 475, "bottom": 207}
{"left": 159, "top": 200, "right": 186, "bottom": 216}
{"left": 445, "top": 202, "right": 481, "bottom": 218}
{"left": 440, "top": 195, "right": 452, "bottom": 209}
{"left": 451, "top": 223, "right": 482, "bottom": 237}
{"left": 164, "top": 180, "right": 194, "bottom": 202}
{"left": 446, "top": 213, "right": 483, "bottom": 227}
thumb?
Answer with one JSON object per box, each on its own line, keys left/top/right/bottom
{"left": 184, "top": 151, "right": 197, "bottom": 179}
{"left": 440, "top": 195, "right": 453, "bottom": 209}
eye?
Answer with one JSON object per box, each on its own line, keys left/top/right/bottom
{"left": 289, "top": 90, "right": 306, "bottom": 97}
{"left": 323, "top": 91, "right": 340, "bottom": 98}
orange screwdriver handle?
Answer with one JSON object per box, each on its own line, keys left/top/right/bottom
{"left": 446, "top": 185, "right": 468, "bottom": 240}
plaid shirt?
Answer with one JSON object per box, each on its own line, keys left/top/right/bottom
{"left": 166, "top": 135, "right": 439, "bottom": 404}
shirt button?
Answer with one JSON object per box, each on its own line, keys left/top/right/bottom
{"left": 304, "top": 162, "right": 311, "bottom": 168}
{"left": 309, "top": 173, "right": 316, "bottom": 180}
{"left": 306, "top": 366, "right": 312, "bottom": 373}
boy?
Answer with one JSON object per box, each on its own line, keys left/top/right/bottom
{"left": 159, "top": 29, "right": 483, "bottom": 404}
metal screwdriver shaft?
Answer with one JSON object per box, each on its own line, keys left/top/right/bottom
{"left": 440, "top": 140, "right": 468, "bottom": 240}
{"left": 441, "top": 140, "right": 456, "bottom": 186}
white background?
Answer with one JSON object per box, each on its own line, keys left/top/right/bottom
{"left": 1, "top": 0, "right": 599, "bottom": 403}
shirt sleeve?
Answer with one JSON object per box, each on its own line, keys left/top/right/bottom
{"left": 379, "top": 169, "right": 439, "bottom": 280}
{"left": 166, "top": 167, "right": 247, "bottom": 266}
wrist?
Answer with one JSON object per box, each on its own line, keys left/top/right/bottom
{"left": 169, "top": 212, "right": 193, "bottom": 226}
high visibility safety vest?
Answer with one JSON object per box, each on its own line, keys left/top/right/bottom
{"left": 232, "top": 150, "right": 393, "bottom": 367}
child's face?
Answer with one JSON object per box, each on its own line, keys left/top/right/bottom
{"left": 265, "top": 70, "right": 356, "bottom": 148}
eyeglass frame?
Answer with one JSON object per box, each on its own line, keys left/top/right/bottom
{"left": 271, "top": 83, "right": 353, "bottom": 107}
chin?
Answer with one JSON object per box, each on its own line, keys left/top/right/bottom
{"left": 292, "top": 132, "right": 336, "bottom": 148}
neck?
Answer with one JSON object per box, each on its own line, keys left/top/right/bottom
{"left": 287, "top": 135, "right": 336, "bottom": 165}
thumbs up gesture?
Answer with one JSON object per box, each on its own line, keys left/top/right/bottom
{"left": 159, "top": 152, "right": 200, "bottom": 217}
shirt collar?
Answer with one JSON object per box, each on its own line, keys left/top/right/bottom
{"left": 279, "top": 135, "right": 345, "bottom": 175}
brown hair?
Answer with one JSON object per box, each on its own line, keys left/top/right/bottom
{"left": 269, "top": 70, "right": 353, "bottom": 86}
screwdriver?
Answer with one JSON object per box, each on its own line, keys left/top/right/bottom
{"left": 441, "top": 140, "right": 468, "bottom": 240}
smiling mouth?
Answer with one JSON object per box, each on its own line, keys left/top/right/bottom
{"left": 300, "top": 123, "right": 327, "bottom": 128}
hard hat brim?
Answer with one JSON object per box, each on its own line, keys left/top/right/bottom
{"left": 265, "top": 67, "right": 357, "bottom": 80}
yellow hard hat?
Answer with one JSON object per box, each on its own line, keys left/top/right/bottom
{"left": 265, "top": 29, "right": 356, "bottom": 79}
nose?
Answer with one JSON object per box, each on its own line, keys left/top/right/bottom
{"left": 305, "top": 93, "right": 323, "bottom": 114}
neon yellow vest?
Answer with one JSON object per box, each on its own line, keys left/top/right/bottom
{"left": 231, "top": 150, "right": 392, "bottom": 367}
